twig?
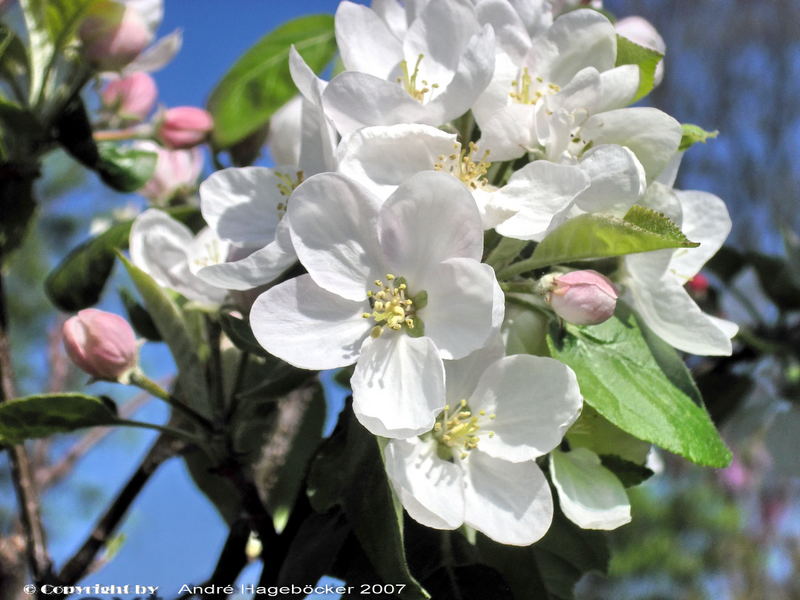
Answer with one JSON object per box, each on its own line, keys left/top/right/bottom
{"left": 37, "top": 391, "right": 152, "bottom": 489}
{"left": 0, "top": 273, "right": 54, "bottom": 585}
{"left": 55, "top": 433, "right": 187, "bottom": 589}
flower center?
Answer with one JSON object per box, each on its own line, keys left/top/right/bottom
{"left": 509, "top": 67, "right": 561, "bottom": 105}
{"left": 362, "top": 274, "right": 423, "bottom": 338}
{"left": 192, "top": 236, "right": 227, "bottom": 269}
{"left": 275, "top": 170, "right": 304, "bottom": 218}
{"left": 434, "top": 141, "right": 491, "bottom": 191}
{"left": 396, "top": 54, "right": 439, "bottom": 102}
{"left": 434, "top": 399, "right": 495, "bottom": 460}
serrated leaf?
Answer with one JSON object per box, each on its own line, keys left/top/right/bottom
{"left": 500, "top": 212, "right": 697, "bottom": 277}
{"left": 118, "top": 254, "right": 211, "bottom": 419}
{"left": 0, "top": 393, "right": 117, "bottom": 443}
{"left": 307, "top": 407, "right": 428, "bottom": 600}
{"left": 547, "top": 307, "right": 731, "bottom": 467}
{"left": 615, "top": 34, "right": 663, "bottom": 103}
{"left": 208, "top": 14, "right": 337, "bottom": 148}
{"left": 45, "top": 206, "right": 199, "bottom": 311}
{"left": 95, "top": 142, "right": 157, "bottom": 192}
{"left": 679, "top": 123, "right": 719, "bottom": 151}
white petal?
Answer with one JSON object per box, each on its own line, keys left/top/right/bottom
{"left": 573, "top": 144, "right": 645, "bottom": 216}
{"left": 298, "top": 96, "right": 338, "bottom": 175}
{"left": 267, "top": 96, "right": 302, "bottom": 166}
{"left": 475, "top": 102, "right": 539, "bottom": 162}
{"left": 594, "top": 64, "right": 640, "bottom": 112}
{"left": 124, "top": 29, "right": 182, "bottom": 74}
{"left": 372, "top": 0, "right": 407, "bottom": 39}
{"left": 418, "top": 259, "right": 496, "bottom": 360}
{"left": 379, "top": 171, "right": 483, "bottom": 282}
{"left": 199, "top": 167, "right": 283, "bottom": 248}
{"left": 250, "top": 274, "right": 369, "bottom": 370}
{"left": 123, "top": 0, "right": 162, "bottom": 32}
{"left": 323, "top": 71, "right": 430, "bottom": 135}
{"left": 475, "top": 0, "right": 531, "bottom": 62}
{"left": 288, "top": 173, "right": 383, "bottom": 301}
{"left": 462, "top": 453, "right": 553, "bottom": 545}
{"left": 507, "top": 0, "right": 552, "bottom": 38}
{"left": 494, "top": 161, "right": 590, "bottom": 241}
{"left": 335, "top": 1, "right": 402, "bottom": 78}
{"left": 627, "top": 275, "right": 734, "bottom": 356}
{"left": 580, "top": 107, "right": 682, "bottom": 181}
{"left": 336, "top": 124, "right": 457, "bottom": 199}
{"left": 352, "top": 334, "right": 445, "bottom": 438}
{"left": 469, "top": 355, "right": 582, "bottom": 462}
{"left": 444, "top": 334, "right": 506, "bottom": 408}
{"left": 550, "top": 448, "right": 631, "bottom": 530}
{"left": 668, "top": 190, "right": 732, "bottom": 281}
{"left": 289, "top": 46, "right": 325, "bottom": 103}
{"left": 384, "top": 437, "right": 464, "bottom": 530}
{"left": 195, "top": 236, "right": 296, "bottom": 291}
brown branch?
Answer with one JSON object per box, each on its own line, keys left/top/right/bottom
{"left": 55, "top": 433, "right": 187, "bottom": 590}
{"left": 0, "top": 535, "right": 26, "bottom": 600}
{"left": 0, "top": 273, "right": 54, "bottom": 585}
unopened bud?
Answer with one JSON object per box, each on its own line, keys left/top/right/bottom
{"left": 101, "top": 72, "right": 158, "bottom": 122}
{"left": 541, "top": 270, "right": 617, "bottom": 326}
{"left": 79, "top": 1, "right": 153, "bottom": 72}
{"left": 63, "top": 309, "right": 138, "bottom": 381}
{"left": 136, "top": 141, "right": 203, "bottom": 204}
{"left": 686, "top": 273, "right": 709, "bottom": 295}
{"left": 157, "top": 107, "right": 214, "bottom": 149}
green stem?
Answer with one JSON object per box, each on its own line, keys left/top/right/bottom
{"left": 499, "top": 280, "right": 537, "bottom": 294}
{"left": 128, "top": 371, "right": 213, "bottom": 431}
{"left": 485, "top": 237, "right": 528, "bottom": 272}
{"left": 498, "top": 255, "right": 550, "bottom": 280}
{"left": 115, "top": 419, "right": 204, "bottom": 445}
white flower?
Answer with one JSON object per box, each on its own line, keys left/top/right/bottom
{"left": 322, "top": 0, "right": 495, "bottom": 135}
{"left": 384, "top": 341, "right": 583, "bottom": 545}
{"left": 550, "top": 447, "right": 631, "bottom": 530}
{"left": 129, "top": 209, "right": 228, "bottom": 307}
{"left": 250, "top": 171, "right": 503, "bottom": 438}
{"left": 623, "top": 183, "right": 738, "bottom": 355}
{"left": 615, "top": 16, "right": 666, "bottom": 85}
{"left": 135, "top": 140, "right": 203, "bottom": 205}
{"left": 120, "top": 0, "right": 182, "bottom": 75}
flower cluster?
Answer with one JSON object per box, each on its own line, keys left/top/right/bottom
{"left": 126, "top": 0, "right": 737, "bottom": 545}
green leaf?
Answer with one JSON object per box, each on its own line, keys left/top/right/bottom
{"left": 598, "top": 454, "right": 653, "bottom": 488}
{"left": 207, "top": 14, "right": 337, "bottom": 149}
{"left": 219, "top": 309, "right": 268, "bottom": 356}
{"left": 278, "top": 509, "right": 350, "bottom": 587}
{"left": 45, "top": 206, "right": 199, "bottom": 311}
{"left": 95, "top": 142, "right": 157, "bottom": 192}
{"left": 423, "top": 565, "right": 513, "bottom": 600}
{"left": 500, "top": 211, "right": 697, "bottom": 277}
{"left": 546, "top": 307, "right": 732, "bottom": 467}
{"left": 307, "top": 407, "right": 429, "bottom": 599}
{"left": 477, "top": 509, "right": 609, "bottom": 600}
{"left": 0, "top": 393, "right": 117, "bottom": 443}
{"left": 118, "top": 254, "right": 211, "bottom": 419}
{"left": 615, "top": 34, "right": 662, "bottom": 103}
{"left": 120, "top": 288, "right": 162, "bottom": 341}
{"left": 679, "top": 123, "right": 719, "bottom": 152}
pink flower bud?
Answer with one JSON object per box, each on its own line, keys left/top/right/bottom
{"left": 79, "top": 2, "right": 153, "bottom": 72}
{"left": 544, "top": 270, "right": 618, "bottom": 326}
{"left": 686, "top": 273, "right": 709, "bottom": 294}
{"left": 157, "top": 107, "right": 214, "bottom": 149}
{"left": 101, "top": 72, "right": 158, "bottom": 122}
{"left": 63, "top": 309, "right": 138, "bottom": 381}
{"left": 136, "top": 141, "right": 203, "bottom": 203}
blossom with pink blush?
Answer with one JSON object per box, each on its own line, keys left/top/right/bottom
{"left": 543, "top": 270, "right": 618, "bottom": 325}
{"left": 101, "top": 72, "right": 158, "bottom": 122}
{"left": 157, "top": 107, "right": 214, "bottom": 149}
{"left": 136, "top": 141, "right": 203, "bottom": 204}
{"left": 63, "top": 309, "right": 138, "bottom": 381}
{"left": 79, "top": 2, "right": 153, "bottom": 72}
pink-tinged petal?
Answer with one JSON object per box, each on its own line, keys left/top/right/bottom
{"left": 323, "top": 71, "right": 429, "bottom": 135}
{"left": 468, "top": 355, "right": 582, "bottom": 462}
{"left": 352, "top": 334, "right": 445, "bottom": 438}
{"left": 418, "top": 259, "right": 496, "bottom": 360}
{"left": 551, "top": 448, "right": 631, "bottom": 530}
{"left": 287, "top": 173, "right": 383, "bottom": 301}
{"left": 378, "top": 171, "right": 483, "bottom": 282}
{"left": 199, "top": 167, "right": 284, "bottom": 248}
{"left": 462, "top": 453, "right": 553, "bottom": 545}
{"left": 250, "top": 274, "right": 370, "bottom": 370}
{"left": 335, "top": 1, "right": 402, "bottom": 78}
{"left": 384, "top": 437, "right": 464, "bottom": 530}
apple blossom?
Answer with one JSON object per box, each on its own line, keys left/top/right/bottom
{"left": 79, "top": 1, "right": 153, "bottom": 72}
{"left": 541, "top": 269, "right": 618, "bottom": 325}
{"left": 136, "top": 141, "right": 203, "bottom": 205}
{"left": 323, "top": 0, "right": 495, "bottom": 134}
{"left": 63, "top": 309, "right": 138, "bottom": 381}
{"left": 250, "top": 171, "right": 503, "bottom": 438}
{"left": 615, "top": 16, "right": 666, "bottom": 85}
{"left": 101, "top": 72, "right": 158, "bottom": 122}
{"left": 157, "top": 107, "right": 214, "bottom": 149}
{"left": 383, "top": 340, "right": 583, "bottom": 544}
{"left": 622, "top": 183, "right": 738, "bottom": 355}
{"left": 129, "top": 209, "right": 228, "bottom": 307}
